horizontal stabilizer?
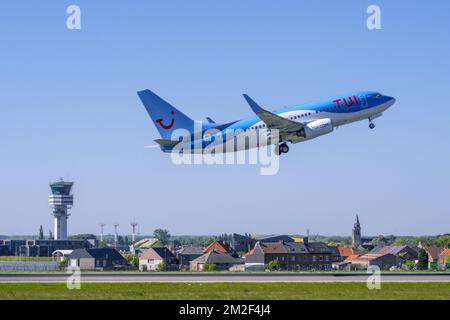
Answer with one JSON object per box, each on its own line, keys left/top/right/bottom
{"left": 154, "top": 139, "right": 180, "bottom": 147}
{"left": 206, "top": 117, "right": 216, "bottom": 124}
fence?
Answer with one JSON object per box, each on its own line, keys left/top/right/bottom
{"left": 0, "top": 261, "right": 59, "bottom": 271}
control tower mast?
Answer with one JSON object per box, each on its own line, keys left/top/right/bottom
{"left": 48, "top": 179, "right": 74, "bottom": 240}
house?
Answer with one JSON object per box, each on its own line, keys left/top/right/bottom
{"left": 190, "top": 250, "right": 243, "bottom": 271}
{"left": 370, "top": 245, "right": 418, "bottom": 262}
{"left": 52, "top": 250, "right": 73, "bottom": 262}
{"left": 139, "top": 247, "right": 177, "bottom": 271}
{"left": 419, "top": 245, "right": 443, "bottom": 269}
{"left": 203, "top": 241, "right": 234, "bottom": 255}
{"left": 244, "top": 241, "right": 340, "bottom": 271}
{"left": 438, "top": 248, "right": 450, "bottom": 270}
{"left": 350, "top": 253, "right": 398, "bottom": 270}
{"left": 334, "top": 254, "right": 362, "bottom": 271}
{"left": 176, "top": 246, "right": 203, "bottom": 269}
{"left": 68, "top": 248, "right": 125, "bottom": 270}
{"left": 229, "top": 233, "right": 308, "bottom": 254}
{"left": 336, "top": 245, "right": 364, "bottom": 261}
{"left": 304, "top": 242, "right": 341, "bottom": 269}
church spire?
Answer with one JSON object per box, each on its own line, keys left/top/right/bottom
{"left": 352, "top": 214, "right": 362, "bottom": 248}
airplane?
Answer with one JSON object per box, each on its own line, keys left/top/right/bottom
{"left": 137, "top": 89, "right": 396, "bottom": 155}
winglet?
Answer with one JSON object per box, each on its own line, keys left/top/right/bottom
{"left": 243, "top": 94, "right": 267, "bottom": 114}
{"left": 205, "top": 117, "right": 216, "bottom": 124}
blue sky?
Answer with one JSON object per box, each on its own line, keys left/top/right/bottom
{"left": 0, "top": 1, "right": 449, "bottom": 236}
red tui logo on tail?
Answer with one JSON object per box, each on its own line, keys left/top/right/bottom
{"left": 156, "top": 111, "right": 175, "bottom": 130}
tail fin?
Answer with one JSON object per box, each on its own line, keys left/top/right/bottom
{"left": 137, "top": 89, "right": 195, "bottom": 139}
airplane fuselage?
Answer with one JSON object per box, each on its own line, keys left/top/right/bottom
{"left": 167, "top": 91, "right": 396, "bottom": 154}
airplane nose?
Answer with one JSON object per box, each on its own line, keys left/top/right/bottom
{"left": 385, "top": 96, "right": 396, "bottom": 106}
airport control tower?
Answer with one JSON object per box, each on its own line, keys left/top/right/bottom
{"left": 48, "top": 179, "right": 74, "bottom": 240}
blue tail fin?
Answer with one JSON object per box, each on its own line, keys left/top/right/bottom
{"left": 137, "top": 89, "right": 195, "bottom": 139}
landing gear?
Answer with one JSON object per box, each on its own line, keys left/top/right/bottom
{"left": 275, "top": 143, "right": 289, "bottom": 155}
{"left": 369, "top": 122, "right": 375, "bottom": 129}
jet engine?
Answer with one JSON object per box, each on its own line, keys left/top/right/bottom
{"left": 303, "top": 118, "right": 333, "bottom": 139}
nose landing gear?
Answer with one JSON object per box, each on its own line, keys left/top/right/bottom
{"left": 369, "top": 122, "right": 375, "bottom": 129}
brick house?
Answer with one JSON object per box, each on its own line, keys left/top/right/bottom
{"left": 336, "top": 245, "right": 364, "bottom": 261}
{"left": 370, "top": 245, "right": 418, "bottom": 261}
{"left": 139, "top": 247, "right": 177, "bottom": 271}
{"left": 420, "top": 245, "right": 444, "bottom": 268}
{"left": 350, "top": 253, "right": 398, "bottom": 270}
{"left": 176, "top": 246, "right": 203, "bottom": 269}
{"left": 438, "top": 248, "right": 450, "bottom": 269}
{"left": 203, "top": 241, "right": 234, "bottom": 255}
{"left": 68, "top": 248, "right": 125, "bottom": 270}
{"left": 244, "top": 241, "right": 340, "bottom": 271}
{"left": 190, "top": 250, "right": 243, "bottom": 271}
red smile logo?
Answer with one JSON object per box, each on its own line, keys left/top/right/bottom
{"left": 156, "top": 111, "right": 175, "bottom": 130}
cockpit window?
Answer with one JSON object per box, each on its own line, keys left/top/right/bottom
{"left": 374, "top": 93, "right": 382, "bottom": 98}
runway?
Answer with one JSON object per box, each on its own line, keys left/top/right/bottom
{"left": 1, "top": 272, "right": 450, "bottom": 283}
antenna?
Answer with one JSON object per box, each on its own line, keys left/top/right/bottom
{"left": 131, "top": 222, "right": 138, "bottom": 243}
{"left": 99, "top": 223, "right": 106, "bottom": 243}
{"left": 113, "top": 223, "right": 119, "bottom": 247}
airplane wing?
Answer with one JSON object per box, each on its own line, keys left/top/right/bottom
{"left": 243, "top": 94, "right": 305, "bottom": 135}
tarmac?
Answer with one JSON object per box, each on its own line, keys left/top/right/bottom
{"left": 1, "top": 272, "right": 450, "bottom": 283}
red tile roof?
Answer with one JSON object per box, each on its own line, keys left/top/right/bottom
{"left": 344, "top": 254, "right": 362, "bottom": 262}
{"left": 337, "top": 245, "right": 363, "bottom": 257}
{"left": 243, "top": 247, "right": 255, "bottom": 257}
{"left": 258, "top": 242, "right": 288, "bottom": 254}
{"left": 203, "top": 241, "right": 232, "bottom": 254}
{"left": 439, "top": 248, "right": 450, "bottom": 256}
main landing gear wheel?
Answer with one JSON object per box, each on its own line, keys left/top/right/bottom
{"left": 275, "top": 143, "right": 289, "bottom": 155}
{"left": 369, "top": 122, "right": 375, "bottom": 129}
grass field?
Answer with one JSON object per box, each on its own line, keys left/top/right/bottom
{"left": 0, "top": 283, "right": 450, "bottom": 300}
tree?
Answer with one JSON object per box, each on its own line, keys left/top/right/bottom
{"left": 371, "top": 235, "right": 386, "bottom": 246}
{"left": 153, "top": 229, "right": 171, "bottom": 245}
{"left": 417, "top": 248, "right": 429, "bottom": 270}
{"left": 445, "top": 256, "right": 450, "bottom": 270}
{"left": 58, "top": 258, "right": 68, "bottom": 270}
{"left": 267, "top": 260, "right": 281, "bottom": 271}
{"left": 203, "top": 263, "right": 218, "bottom": 271}
{"left": 157, "top": 261, "right": 168, "bottom": 271}
{"left": 69, "top": 234, "right": 97, "bottom": 240}
{"left": 403, "top": 260, "right": 416, "bottom": 271}
{"left": 436, "top": 236, "right": 450, "bottom": 248}
{"left": 123, "top": 254, "right": 139, "bottom": 270}
{"left": 38, "top": 225, "right": 44, "bottom": 240}
{"left": 97, "top": 241, "right": 108, "bottom": 248}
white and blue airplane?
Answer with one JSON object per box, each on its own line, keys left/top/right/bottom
{"left": 137, "top": 90, "right": 396, "bottom": 155}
